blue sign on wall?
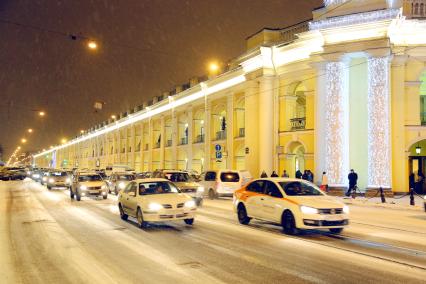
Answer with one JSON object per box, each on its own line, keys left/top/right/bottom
{"left": 215, "top": 144, "right": 222, "bottom": 151}
{"left": 216, "top": 151, "right": 222, "bottom": 159}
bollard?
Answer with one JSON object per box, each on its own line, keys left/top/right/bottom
{"left": 380, "top": 187, "right": 386, "bottom": 203}
{"left": 409, "top": 188, "right": 415, "bottom": 206}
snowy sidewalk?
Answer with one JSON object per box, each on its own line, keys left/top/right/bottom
{"left": 336, "top": 195, "right": 426, "bottom": 211}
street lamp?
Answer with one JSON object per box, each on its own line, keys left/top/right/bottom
{"left": 87, "top": 40, "right": 98, "bottom": 50}
{"left": 39, "top": 111, "right": 45, "bottom": 117}
{"left": 416, "top": 144, "right": 421, "bottom": 154}
{"left": 208, "top": 61, "right": 220, "bottom": 75}
{"left": 21, "top": 138, "right": 27, "bottom": 143}
{"left": 111, "top": 115, "right": 117, "bottom": 120}
{"left": 80, "top": 130, "right": 85, "bottom": 134}
{"left": 61, "top": 138, "right": 67, "bottom": 144}
{"left": 28, "top": 128, "right": 33, "bottom": 133}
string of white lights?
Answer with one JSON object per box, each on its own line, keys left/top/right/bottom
{"left": 325, "top": 61, "right": 349, "bottom": 186}
{"left": 367, "top": 56, "right": 391, "bottom": 188}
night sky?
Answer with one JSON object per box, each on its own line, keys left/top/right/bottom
{"left": 0, "top": 0, "right": 322, "bottom": 159}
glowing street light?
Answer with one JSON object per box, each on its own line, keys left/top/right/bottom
{"left": 111, "top": 115, "right": 117, "bottom": 120}
{"left": 61, "top": 138, "right": 67, "bottom": 144}
{"left": 49, "top": 146, "right": 53, "bottom": 149}
{"left": 17, "top": 146, "right": 21, "bottom": 150}
{"left": 87, "top": 40, "right": 98, "bottom": 50}
{"left": 39, "top": 111, "right": 45, "bottom": 117}
{"left": 28, "top": 128, "right": 33, "bottom": 133}
{"left": 208, "top": 61, "right": 220, "bottom": 74}
{"left": 80, "top": 130, "right": 85, "bottom": 134}
{"left": 21, "top": 138, "right": 27, "bottom": 143}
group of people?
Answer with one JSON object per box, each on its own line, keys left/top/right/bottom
{"left": 259, "top": 168, "right": 360, "bottom": 196}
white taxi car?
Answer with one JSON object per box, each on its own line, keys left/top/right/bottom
{"left": 118, "top": 178, "right": 197, "bottom": 228}
{"left": 233, "top": 178, "right": 349, "bottom": 235}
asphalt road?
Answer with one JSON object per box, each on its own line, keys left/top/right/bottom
{"left": 1, "top": 179, "right": 426, "bottom": 284}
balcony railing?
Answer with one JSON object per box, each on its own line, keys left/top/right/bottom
{"left": 180, "top": 137, "right": 188, "bottom": 145}
{"left": 215, "top": 130, "right": 226, "bottom": 141}
{"left": 290, "top": 117, "right": 306, "bottom": 131}
{"left": 194, "top": 134, "right": 205, "bottom": 144}
{"left": 238, "top": 128, "right": 245, "bottom": 138}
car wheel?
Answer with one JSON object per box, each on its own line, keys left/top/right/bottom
{"left": 282, "top": 211, "right": 299, "bottom": 235}
{"left": 208, "top": 189, "right": 216, "bottom": 200}
{"left": 237, "top": 204, "right": 251, "bottom": 225}
{"left": 329, "top": 228, "right": 343, "bottom": 234}
{"left": 103, "top": 194, "right": 107, "bottom": 200}
{"left": 184, "top": 218, "right": 194, "bottom": 225}
{"left": 47, "top": 186, "right": 51, "bottom": 190}
{"left": 137, "top": 208, "right": 147, "bottom": 228}
{"left": 119, "top": 204, "right": 128, "bottom": 220}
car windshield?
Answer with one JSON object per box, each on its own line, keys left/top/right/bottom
{"left": 117, "top": 175, "right": 134, "bottom": 181}
{"left": 138, "top": 181, "right": 180, "bottom": 195}
{"left": 78, "top": 175, "right": 102, "bottom": 182}
{"left": 52, "top": 172, "right": 67, "bottom": 176}
{"left": 220, "top": 172, "right": 240, "bottom": 182}
{"left": 165, "top": 173, "right": 190, "bottom": 182}
{"left": 279, "top": 181, "right": 323, "bottom": 196}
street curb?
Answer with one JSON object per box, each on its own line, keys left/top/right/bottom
{"left": 341, "top": 198, "right": 424, "bottom": 212}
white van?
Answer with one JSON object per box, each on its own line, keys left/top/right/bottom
{"left": 105, "top": 164, "right": 134, "bottom": 177}
{"left": 199, "top": 170, "right": 252, "bottom": 199}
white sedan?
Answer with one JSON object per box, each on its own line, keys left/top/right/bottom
{"left": 233, "top": 178, "right": 349, "bottom": 235}
{"left": 118, "top": 178, "right": 197, "bottom": 228}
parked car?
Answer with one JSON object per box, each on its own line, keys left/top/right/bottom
{"left": 105, "top": 164, "right": 134, "bottom": 177}
{"left": 118, "top": 178, "right": 197, "bottom": 228}
{"left": 107, "top": 172, "right": 136, "bottom": 195}
{"left": 4, "top": 167, "right": 26, "bottom": 180}
{"left": 70, "top": 171, "right": 108, "bottom": 201}
{"left": 200, "top": 169, "right": 252, "bottom": 199}
{"left": 152, "top": 170, "right": 204, "bottom": 206}
{"left": 233, "top": 178, "right": 349, "bottom": 235}
{"left": 46, "top": 170, "right": 72, "bottom": 190}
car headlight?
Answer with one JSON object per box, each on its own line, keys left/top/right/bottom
{"left": 197, "top": 186, "right": 205, "bottom": 193}
{"left": 184, "top": 200, "right": 196, "bottom": 208}
{"left": 27, "top": 171, "right": 31, "bottom": 175}
{"left": 101, "top": 185, "right": 107, "bottom": 190}
{"left": 300, "top": 206, "right": 319, "bottom": 214}
{"left": 80, "top": 185, "right": 87, "bottom": 190}
{"left": 119, "top": 182, "right": 126, "bottom": 189}
{"left": 42, "top": 177, "right": 47, "bottom": 181}
{"left": 343, "top": 205, "right": 350, "bottom": 214}
{"left": 48, "top": 178, "right": 55, "bottom": 183}
{"left": 66, "top": 178, "right": 71, "bottom": 183}
{"left": 148, "top": 203, "right": 162, "bottom": 211}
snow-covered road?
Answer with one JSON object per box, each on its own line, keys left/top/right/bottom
{"left": 1, "top": 179, "right": 426, "bottom": 283}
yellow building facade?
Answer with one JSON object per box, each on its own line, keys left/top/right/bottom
{"left": 34, "top": 0, "right": 426, "bottom": 193}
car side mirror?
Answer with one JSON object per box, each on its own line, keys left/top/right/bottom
{"left": 128, "top": 192, "right": 136, "bottom": 197}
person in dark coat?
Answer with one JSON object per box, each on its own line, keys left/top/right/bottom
{"left": 346, "top": 169, "right": 358, "bottom": 197}
{"left": 307, "top": 170, "right": 314, "bottom": 183}
{"left": 260, "top": 171, "right": 268, "bottom": 178}
{"left": 271, "top": 171, "right": 278, "bottom": 177}
{"left": 302, "top": 170, "right": 308, "bottom": 180}
{"left": 295, "top": 170, "right": 302, "bottom": 179}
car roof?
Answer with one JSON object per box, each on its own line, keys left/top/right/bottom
{"left": 78, "top": 172, "right": 100, "bottom": 175}
{"left": 134, "top": 178, "right": 169, "bottom": 183}
{"left": 253, "top": 177, "right": 313, "bottom": 183}
{"left": 113, "top": 172, "right": 134, "bottom": 175}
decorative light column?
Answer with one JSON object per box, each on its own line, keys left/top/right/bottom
{"left": 325, "top": 61, "right": 349, "bottom": 186}
{"left": 259, "top": 76, "right": 275, "bottom": 175}
{"left": 367, "top": 56, "right": 391, "bottom": 188}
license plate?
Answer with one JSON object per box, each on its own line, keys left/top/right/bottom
{"left": 89, "top": 190, "right": 100, "bottom": 194}
{"left": 324, "top": 215, "right": 343, "bottom": 221}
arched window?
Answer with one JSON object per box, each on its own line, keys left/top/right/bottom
{"left": 415, "top": 3, "right": 419, "bottom": 15}
{"left": 420, "top": 3, "right": 424, "bottom": 15}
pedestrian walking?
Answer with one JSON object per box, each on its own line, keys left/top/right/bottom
{"left": 321, "top": 171, "right": 328, "bottom": 192}
{"left": 307, "top": 170, "right": 314, "bottom": 183}
{"left": 295, "top": 170, "right": 302, "bottom": 179}
{"left": 346, "top": 169, "right": 358, "bottom": 197}
{"left": 282, "top": 170, "right": 289, "bottom": 178}
{"left": 271, "top": 171, "right": 278, "bottom": 177}
{"left": 302, "top": 170, "right": 308, "bottom": 180}
{"left": 260, "top": 171, "right": 268, "bottom": 178}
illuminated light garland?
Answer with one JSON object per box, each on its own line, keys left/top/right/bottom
{"left": 325, "top": 61, "right": 349, "bottom": 186}
{"left": 309, "top": 8, "right": 401, "bottom": 30}
{"left": 324, "top": 0, "right": 349, "bottom": 6}
{"left": 367, "top": 57, "right": 391, "bottom": 188}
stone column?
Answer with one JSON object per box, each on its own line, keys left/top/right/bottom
{"left": 171, "top": 110, "right": 178, "bottom": 169}
{"left": 160, "top": 116, "right": 165, "bottom": 169}
{"left": 324, "top": 61, "right": 349, "bottom": 186}
{"left": 187, "top": 108, "right": 193, "bottom": 170}
{"left": 367, "top": 56, "right": 391, "bottom": 188}
{"left": 245, "top": 80, "right": 260, "bottom": 176}
{"left": 259, "top": 76, "right": 275, "bottom": 175}
{"left": 148, "top": 119, "right": 153, "bottom": 171}
{"left": 204, "top": 100, "right": 212, "bottom": 171}
{"left": 226, "top": 94, "right": 234, "bottom": 169}
{"left": 130, "top": 125, "right": 136, "bottom": 169}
